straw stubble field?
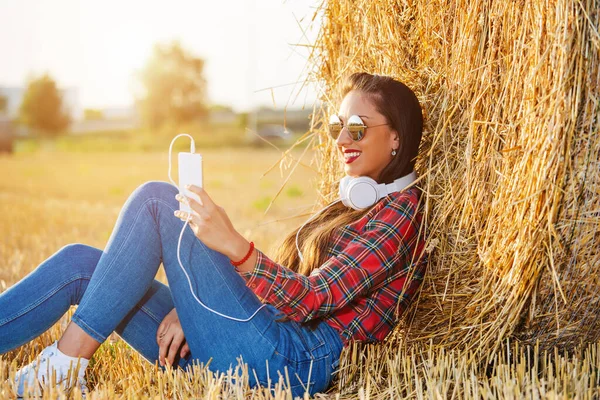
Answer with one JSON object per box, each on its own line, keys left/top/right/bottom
{"left": 1, "top": 148, "right": 599, "bottom": 399}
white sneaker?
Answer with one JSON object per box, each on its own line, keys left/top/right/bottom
{"left": 12, "top": 340, "right": 90, "bottom": 398}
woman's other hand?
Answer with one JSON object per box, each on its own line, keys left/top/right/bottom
{"left": 156, "top": 307, "right": 190, "bottom": 366}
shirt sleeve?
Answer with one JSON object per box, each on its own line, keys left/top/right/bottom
{"left": 233, "top": 194, "right": 420, "bottom": 323}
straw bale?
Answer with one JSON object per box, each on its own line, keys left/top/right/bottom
{"left": 297, "top": 0, "right": 600, "bottom": 364}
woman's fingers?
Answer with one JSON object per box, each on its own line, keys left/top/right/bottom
{"left": 180, "top": 342, "right": 190, "bottom": 358}
{"left": 175, "top": 193, "right": 210, "bottom": 222}
{"left": 156, "top": 308, "right": 188, "bottom": 367}
{"left": 158, "top": 333, "right": 172, "bottom": 367}
{"left": 167, "top": 332, "right": 186, "bottom": 366}
{"left": 157, "top": 322, "right": 168, "bottom": 345}
{"left": 158, "top": 330, "right": 187, "bottom": 366}
{"left": 174, "top": 210, "right": 199, "bottom": 225}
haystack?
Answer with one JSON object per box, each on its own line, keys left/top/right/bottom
{"left": 290, "top": 0, "right": 600, "bottom": 368}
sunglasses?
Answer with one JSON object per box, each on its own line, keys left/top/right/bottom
{"left": 328, "top": 114, "right": 390, "bottom": 141}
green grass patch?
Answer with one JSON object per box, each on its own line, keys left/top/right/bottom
{"left": 285, "top": 185, "right": 303, "bottom": 198}
{"left": 252, "top": 196, "right": 272, "bottom": 212}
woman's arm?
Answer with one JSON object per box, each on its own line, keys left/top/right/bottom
{"left": 225, "top": 234, "right": 258, "bottom": 274}
{"left": 232, "top": 192, "right": 426, "bottom": 323}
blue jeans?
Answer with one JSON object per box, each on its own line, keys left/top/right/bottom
{"left": 0, "top": 181, "right": 344, "bottom": 397}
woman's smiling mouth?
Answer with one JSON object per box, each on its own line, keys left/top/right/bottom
{"left": 344, "top": 151, "right": 362, "bottom": 164}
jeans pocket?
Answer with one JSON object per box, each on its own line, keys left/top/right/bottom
{"left": 288, "top": 357, "right": 320, "bottom": 395}
{"left": 271, "top": 321, "right": 325, "bottom": 365}
{"left": 268, "top": 320, "right": 341, "bottom": 397}
{"left": 288, "top": 320, "right": 326, "bottom": 357}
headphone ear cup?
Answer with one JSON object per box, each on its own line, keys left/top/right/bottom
{"left": 346, "top": 176, "right": 380, "bottom": 210}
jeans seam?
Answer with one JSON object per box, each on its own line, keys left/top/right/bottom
{"left": 0, "top": 273, "right": 92, "bottom": 326}
{"left": 288, "top": 358, "right": 322, "bottom": 390}
{"left": 138, "top": 304, "right": 165, "bottom": 325}
{"left": 274, "top": 350, "right": 329, "bottom": 366}
{"left": 290, "top": 321, "right": 326, "bottom": 355}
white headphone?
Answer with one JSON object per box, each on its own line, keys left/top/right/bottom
{"left": 339, "top": 170, "right": 417, "bottom": 211}
{"left": 296, "top": 170, "right": 418, "bottom": 261}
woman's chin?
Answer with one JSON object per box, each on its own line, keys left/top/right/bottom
{"left": 344, "top": 165, "right": 360, "bottom": 177}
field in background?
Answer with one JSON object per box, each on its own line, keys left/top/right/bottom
{"left": 11, "top": 122, "right": 311, "bottom": 153}
{"left": 0, "top": 146, "right": 319, "bottom": 290}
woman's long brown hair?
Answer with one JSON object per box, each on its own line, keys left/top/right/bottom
{"left": 273, "top": 72, "right": 424, "bottom": 279}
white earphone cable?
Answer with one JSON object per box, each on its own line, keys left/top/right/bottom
{"left": 168, "top": 134, "right": 268, "bottom": 322}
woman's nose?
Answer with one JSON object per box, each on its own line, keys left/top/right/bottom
{"left": 336, "top": 126, "right": 353, "bottom": 147}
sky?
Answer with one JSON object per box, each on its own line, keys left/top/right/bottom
{"left": 0, "top": 0, "right": 323, "bottom": 112}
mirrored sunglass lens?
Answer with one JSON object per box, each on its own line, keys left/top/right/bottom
{"left": 328, "top": 115, "right": 342, "bottom": 138}
{"left": 347, "top": 127, "right": 364, "bottom": 140}
{"left": 329, "top": 125, "right": 342, "bottom": 138}
{"left": 347, "top": 115, "right": 365, "bottom": 140}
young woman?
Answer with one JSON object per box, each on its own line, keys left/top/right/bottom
{"left": 0, "top": 72, "right": 428, "bottom": 398}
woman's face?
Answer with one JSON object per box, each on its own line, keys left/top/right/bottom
{"left": 335, "top": 90, "right": 399, "bottom": 181}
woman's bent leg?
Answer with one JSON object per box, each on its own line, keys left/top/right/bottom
{"left": 112, "top": 181, "right": 336, "bottom": 396}
{"left": 69, "top": 182, "right": 171, "bottom": 344}
{"left": 68, "top": 182, "right": 283, "bottom": 384}
{"left": 0, "top": 243, "right": 190, "bottom": 369}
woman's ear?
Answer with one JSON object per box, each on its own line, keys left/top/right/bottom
{"left": 390, "top": 130, "right": 400, "bottom": 151}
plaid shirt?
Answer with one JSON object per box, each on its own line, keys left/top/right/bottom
{"left": 234, "top": 186, "right": 428, "bottom": 347}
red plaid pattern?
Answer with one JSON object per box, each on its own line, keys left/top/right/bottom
{"left": 234, "top": 186, "right": 428, "bottom": 347}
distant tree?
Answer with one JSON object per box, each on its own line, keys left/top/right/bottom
{"left": 0, "top": 95, "right": 7, "bottom": 114}
{"left": 136, "top": 41, "right": 209, "bottom": 131}
{"left": 18, "top": 73, "right": 71, "bottom": 137}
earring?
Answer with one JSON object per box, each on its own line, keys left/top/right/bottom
{"left": 391, "top": 149, "right": 397, "bottom": 156}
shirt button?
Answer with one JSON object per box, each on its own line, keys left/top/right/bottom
{"left": 250, "top": 283, "right": 257, "bottom": 288}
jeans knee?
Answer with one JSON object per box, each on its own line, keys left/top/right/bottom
{"left": 56, "top": 243, "right": 101, "bottom": 277}
{"left": 134, "top": 181, "right": 179, "bottom": 203}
